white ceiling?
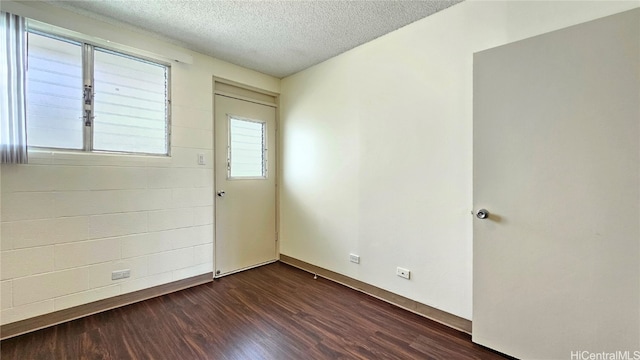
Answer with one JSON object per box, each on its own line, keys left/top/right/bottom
{"left": 48, "top": 0, "right": 463, "bottom": 78}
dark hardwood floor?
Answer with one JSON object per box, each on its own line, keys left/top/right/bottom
{"left": 1, "top": 262, "right": 509, "bottom": 359}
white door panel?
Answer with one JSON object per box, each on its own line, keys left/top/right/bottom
{"left": 473, "top": 9, "right": 639, "bottom": 359}
{"left": 214, "top": 95, "right": 277, "bottom": 276}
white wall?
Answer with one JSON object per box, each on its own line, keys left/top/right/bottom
{"left": 0, "top": 1, "right": 279, "bottom": 325}
{"left": 279, "top": 0, "right": 639, "bottom": 320}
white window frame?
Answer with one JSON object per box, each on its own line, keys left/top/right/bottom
{"left": 226, "top": 114, "right": 268, "bottom": 180}
{"left": 26, "top": 21, "right": 171, "bottom": 157}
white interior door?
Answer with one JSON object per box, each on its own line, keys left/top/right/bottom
{"left": 214, "top": 94, "right": 277, "bottom": 277}
{"left": 473, "top": 9, "right": 639, "bottom": 359}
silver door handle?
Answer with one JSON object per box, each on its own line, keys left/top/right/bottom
{"left": 476, "top": 209, "right": 490, "bottom": 219}
{"left": 217, "top": 191, "right": 225, "bottom": 197}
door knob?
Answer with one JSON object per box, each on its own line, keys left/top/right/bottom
{"left": 217, "top": 191, "right": 225, "bottom": 197}
{"left": 476, "top": 209, "right": 490, "bottom": 219}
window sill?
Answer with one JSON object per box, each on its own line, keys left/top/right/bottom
{"left": 27, "top": 148, "right": 171, "bottom": 167}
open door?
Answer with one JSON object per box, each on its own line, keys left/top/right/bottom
{"left": 473, "top": 9, "right": 639, "bottom": 359}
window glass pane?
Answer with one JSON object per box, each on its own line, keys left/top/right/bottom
{"left": 26, "top": 32, "right": 83, "bottom": 149}
{"left": 93, "top": 49, "right": 167, "bottom": 154}
{"left": 229, "top": 118, "right": 265, "bottom": 178}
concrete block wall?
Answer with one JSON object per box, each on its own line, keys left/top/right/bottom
{"left": 0, "top": 1, "right": 279, "bottom": 325}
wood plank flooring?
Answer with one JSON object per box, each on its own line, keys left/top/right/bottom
{"left": 1, "top": 262, "right": 510, "bottom": 359}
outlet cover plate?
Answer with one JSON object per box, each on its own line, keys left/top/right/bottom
{"left": 349, "top": 254, "right": 360, "bottom": 264}
{"left": 396, "top": 267, "right": 410, "bottom": 279}
{"left": 112, "top": 269, "right": 131, "bottom": 280}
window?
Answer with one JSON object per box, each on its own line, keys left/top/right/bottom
{"left": 26, "top": 29, "right": 170, "bottom": 155}
{"left": 26, "top": 32, "right": 83, "bottom": 149}
{"left": 228, "top": 117, "right": 267, "bottom": 178}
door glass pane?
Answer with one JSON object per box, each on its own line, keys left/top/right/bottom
{"left": 26, "top": 32, "right": 83, "bottom": 149}
{"left": 229, "top": 117, "right": 265, "bottom": 178}
{"left": 93, "top": 48, "right": 168, "bottom": 155}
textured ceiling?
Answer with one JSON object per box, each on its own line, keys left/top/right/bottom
{"left": 48, "top": 0, "right": 463, "bottom": 78}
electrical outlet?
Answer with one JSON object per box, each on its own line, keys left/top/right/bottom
{"left": 197, "top": 153, "right": 206, "bottom": 165}
{"left": 112, "top": 269, "right": 131, "bottom": 280}
{"left": 396, "top": 267, "right": 410, "bottom": 279}
{"left": 349, "top": 254, "right": 360, "bottom": 264}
